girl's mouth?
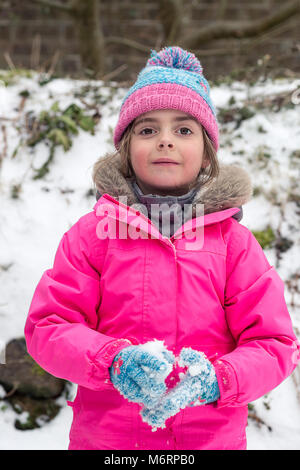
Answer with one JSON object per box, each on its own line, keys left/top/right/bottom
{"left": 153, "top": 159, "right": 179, "bottom": 165}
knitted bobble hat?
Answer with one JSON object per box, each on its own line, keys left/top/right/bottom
{"left": 113, "top": 46, "right": 219, "bottom": 151}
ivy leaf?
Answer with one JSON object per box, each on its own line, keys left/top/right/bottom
{"left": 58, "top": 115, "right": 79, "bottom": 134}
{"left": 39, "top": 110, "right": 50, "bottom": 123}
{"left": 50, "top": 101, "right": 60, "bottom": 113}
{"left": 47, "top": 129, "right": 72, "bottom": 152}
{"left": 63, "top": 104, "right": 82, "bottom": 119}
{"left": 78, "top": 115, "right": 96, "bottom": 133}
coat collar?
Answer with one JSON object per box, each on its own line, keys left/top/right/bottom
{"left": 92, "top": 152, "right": 253, "bottom": 216}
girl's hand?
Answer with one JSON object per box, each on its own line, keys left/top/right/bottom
{"left": 109, "top": 344, "right": 175, "bottom": 408}
{"left": 140, "top": 348, "right": 220, "bottom": 429}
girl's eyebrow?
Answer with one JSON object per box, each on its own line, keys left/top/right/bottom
{"left": 174, "top": 115, "right": 198, "bottom": 123}
{"left": 134, "top": 117, "right": 157, "bottom": 127}
{"left": 134, "top": 115, "right": 198, "bottom": 127}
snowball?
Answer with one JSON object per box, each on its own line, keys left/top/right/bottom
{"left": 140, "top": 339, "right": 174, "bottom": 377}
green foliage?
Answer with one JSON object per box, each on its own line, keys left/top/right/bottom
{"left": 0, "top": 69, "right": 32, "bottom": 87}
{"left": 24, "top": 102, "right": 98, "bottom": 180}
{"left": 10, "top": 184, "right": 22, "bottom": 199}
{"left": 217, "top": 105, "right": 255, "bottom": 129}
{"left": 257, "top": 125, "right": 267, "bottom": 133}
{"left": 74, "top": 82, "right": 119, "bottom": 107}
{"left": 252, "top": 186, "right": 262, "bottom": 197}
{"left": 19, "top": 90, "right": 30, "bottom": 98}
{"left": 252, "top": 145, "right": 272, "bottom": 169}
{"left": 252, "top": 226, "right": 276, "bottom": 249}
{"left": 29, "top": 360, "right": 47, "bottom": 377}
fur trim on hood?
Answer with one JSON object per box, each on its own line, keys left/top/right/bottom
{"left": 92, "top": 152, "right": 253, "bottom": 215}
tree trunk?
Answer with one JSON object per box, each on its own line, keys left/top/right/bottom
{"left": 72, "top": 0, "right": 105, "bottom": 76}
{"left": 158, "top": 0, "right": 183, "bottom": 45}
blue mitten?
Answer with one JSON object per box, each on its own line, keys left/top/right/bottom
{"left": 109, "top": 340, "right": 175, "bottom": 408}
{"left": 140, "top": 347, "right": 220, "bottom": 429}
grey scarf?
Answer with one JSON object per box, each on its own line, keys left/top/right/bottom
{"left": 130, "top": 181, "right": 199, "bottom": 237}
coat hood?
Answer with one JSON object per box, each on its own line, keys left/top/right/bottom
{"left": 93, "top": 152, "right": 253, "bottom": 215}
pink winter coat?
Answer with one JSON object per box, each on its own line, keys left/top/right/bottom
{"left": 24, "top": 155, "right": 300, "bottom": 450}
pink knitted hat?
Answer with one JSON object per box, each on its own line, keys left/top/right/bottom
{"left": 113, "top": 46, "right": 219, "bottom": 151}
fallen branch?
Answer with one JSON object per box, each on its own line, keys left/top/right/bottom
{"left": 248, "top": 411, "right": 272, "bottom": 431}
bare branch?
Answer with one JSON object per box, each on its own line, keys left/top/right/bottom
{"left": 105, "top": 36, "right": 151, "bottom": 53}
{"left": 3, "top": 52, "right": 15, "bottom": 70}
{"left": 106, "top": 15, "right": 298, "bottom": 60}
{"left": 248, "top": 411, "right": 272, "bottom": 431}
{"left": 183, "top": 0, "right": 300, "bottom": 49}
{"left": 30, "top": 0, "right": 74, "bottom": 13}
{"left": 30, "top": 34, "right": 41, "bottom": 70}
{"left": 99, "top": 64, "right": 128, "bottom": 83}
{"left": 189, "top": 14, "right": 299, "bottom": 62}
{"left": 46, "top": 50, "right": 61, "bottom": 76}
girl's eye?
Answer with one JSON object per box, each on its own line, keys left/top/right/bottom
{"left": 178, "top": 127, "right": 192, "bottom": 135}
{"left": 139, "top": 128, "right": 156, "bottom": 135}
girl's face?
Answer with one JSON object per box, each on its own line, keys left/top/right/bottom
{"left": 129, "top": 109, "right": 208, "bottom": 196}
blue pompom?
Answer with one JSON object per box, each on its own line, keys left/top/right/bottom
{"left": 147, "top": 46, "right": 203, "bottom": 74}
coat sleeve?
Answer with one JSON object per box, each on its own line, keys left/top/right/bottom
{"left": 214, "top": 220, "right": 300, "bottom": 408}
{"left": 24, "top": 214, "right": 131, "bottom": 391}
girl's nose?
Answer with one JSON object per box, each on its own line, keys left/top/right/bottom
{"left": 157, "top": 138, "right": 174, "bottom": 150}
{"left": 158, "top": 142, "right": 174, "bottom": 149}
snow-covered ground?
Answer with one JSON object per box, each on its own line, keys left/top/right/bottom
{"left": 0, "top": 71, "right": 300, "bottom": 450}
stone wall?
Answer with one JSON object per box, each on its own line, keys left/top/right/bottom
{"left": 0, "top": 0, "right": 299, "bottom": 81}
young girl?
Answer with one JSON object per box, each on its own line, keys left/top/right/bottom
{"left": 24, "top": 47, "right": 300, "bottom": 450}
